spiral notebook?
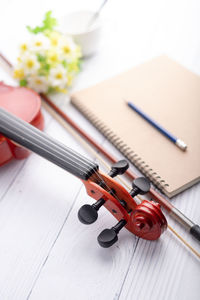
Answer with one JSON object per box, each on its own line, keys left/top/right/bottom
{"left": 70, "top": 56, "right": 200, "bottom": 197}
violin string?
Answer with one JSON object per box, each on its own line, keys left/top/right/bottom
{"left": 1, "top": 122, "right": 93, "bottom": 176}
{"left": 0, "top": 107, "right": 95, "bottom": 171}
{"left": 43, "top": 101, "right": 200, "bottom": 260}
{"left": 1, "top": 108, "right": 117, "bottom": 200}
{"left": 40, "top": 101, "right": 127, "bottom": 203}
{"left": 0, "top": 109, "right": 97, "bottom": 176}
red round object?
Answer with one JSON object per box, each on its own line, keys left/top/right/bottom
{"left": 0, "top": 82, "right": 44, "bottom": 166}
{"left": 130, "top": 200, "right": 167, "bottom": 240}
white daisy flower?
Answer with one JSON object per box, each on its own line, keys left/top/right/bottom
{"left": 48, "top": 65, "right": 67, "bottom": 88}
{"left": 49, "top": 31, "right": 62, "bottom": 48}
{"left": 21, "top": 54, "right": 40, "bottom": 75}
{"left": 30, "top": 33, "right": 50, "bottom": 52}
{"left": 19, "top": 42, "right": 29, "bottom": 53}
{"left": 59, "top": 35, "right": 81, "bottom": 60}
{"left": 27, "top": 75, "right": 48, "bottom": 93}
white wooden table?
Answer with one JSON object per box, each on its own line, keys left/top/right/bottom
{"left": 0, "top": 1, "right": 199, "bottom": 299}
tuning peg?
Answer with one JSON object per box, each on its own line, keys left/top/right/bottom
{"left": 108, "top": 160, "right": 129, "bottom": 178}
{"left": 97, "top": 219, "right": 127, "bottom": 248}
{"left": 78, "top": 198, "right": 105, "bottom": 224}
{"left": 130, "top": 177, "right": 151, "bottom": 198}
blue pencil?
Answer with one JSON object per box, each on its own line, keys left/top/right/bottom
{"left": 126, "top": 100, "right": 187, "bottom": 151}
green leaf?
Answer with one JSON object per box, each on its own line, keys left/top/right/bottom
{"left": 26, "top": 25, "right": 43, "bottom": 34}
{"left": 19, "top": 79, "right": 28, "bottom": 87}
{"left": 43, "top": 11, "right": 57, "bottom": 31}
{"left": 43, "top": 63, "right": 50, "bottom": 72}
{"left": 47, "top": 86, "right": 56, "bottom": 93}
{"left": 37, "top": 54, "right": 46, "bottom": 63}
{"left": 26, "top": 11, "right": 57, "bottom": 34}
{"left": 62, "top": 60, "right": 67, "bottom": 68}
{"left": 77, "top": 59, "right": 82, "bottom": 70}
{"left": 36, "top": 54, "right": 50, "bottom": 75}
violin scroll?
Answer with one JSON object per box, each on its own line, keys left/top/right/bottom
{"left": 130, "top": 200, "right": 167, "bottom": 240}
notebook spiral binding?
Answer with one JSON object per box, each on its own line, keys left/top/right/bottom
{"left": 71, "top": 98, "right": 170, "bottom": 192}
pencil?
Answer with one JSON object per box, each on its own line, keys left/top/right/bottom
{"left": 126, "top": 100, "right": 187, "bottom": 151}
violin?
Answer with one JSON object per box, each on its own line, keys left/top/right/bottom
{"left": 0, "top": 105, "right": 167, "bottom": 247}
{"left": 0, "top": 82, "right": 44, "bottom": 166}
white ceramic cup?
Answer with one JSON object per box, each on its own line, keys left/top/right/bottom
{"left": 59, "top": 11, "right": 102, "bottom": 57}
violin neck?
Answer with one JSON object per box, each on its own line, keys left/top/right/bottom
{"left": 0, "top": 108, "right": 98, "bottom": 180}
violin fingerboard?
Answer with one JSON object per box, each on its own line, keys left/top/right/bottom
{"left": 0, "top": 108, "right": 98, "bottom": 180}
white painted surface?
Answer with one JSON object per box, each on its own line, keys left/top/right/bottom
{"left": 0, "top": 1, "right": 199, "bottom": 299}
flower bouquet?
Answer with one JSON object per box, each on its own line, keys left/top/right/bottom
{"left": 13, "top": 11, "right": 81, "bottom": 93}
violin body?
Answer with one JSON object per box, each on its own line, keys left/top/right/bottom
{"left": 0, "top": 82, "right": 44, "bottom": 166}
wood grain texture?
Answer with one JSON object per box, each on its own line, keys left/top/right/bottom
{"left": 0, "top": 0, "right": 200, "bottom": 299}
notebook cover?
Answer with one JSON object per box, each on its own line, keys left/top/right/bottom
{"left": 70, "top": 56, "right": 200, "bottom": 197}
